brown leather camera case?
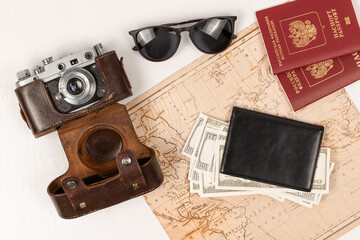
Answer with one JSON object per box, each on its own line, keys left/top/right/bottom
{"left": 15, "top": 51, "right": 163, "bottom": 218}
{"left": 15, "top": 51, "right": 133, "bottom": 138}
{"left": 48, "top": 103, "right": 163, "bottom": 219}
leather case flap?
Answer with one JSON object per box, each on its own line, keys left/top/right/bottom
{"left": 220, "top": 107, "right": 324, "bottom": 192}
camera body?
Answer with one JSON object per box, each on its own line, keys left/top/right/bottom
{"left": 16, "top": 44, "right": 106, "bottom": 113}
{"left": 15, "top": 44, "right": 133, "bottom": 138}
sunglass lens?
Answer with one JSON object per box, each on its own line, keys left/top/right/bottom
{"left": 136, "top": 27, "right": 179, "bottom": 61}
{"left": 191, "top": 18, "right": 233, "bottom": 54}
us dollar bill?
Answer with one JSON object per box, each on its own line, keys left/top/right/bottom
{"left": 283, "top": 148, "right": 330, "bottom": 196}
{"left": 281, "top": 190, "right": 318, "bottom": 204}
{"left": 190, "top": 181, "right": 200, "bottom": 193}
{"left": 183, "top": 114, "right": 228, "bottom": 180}
{"left": 310, "top": 148, "right": 331, "bottom": 194}
{"left": 314, "top": 162, "right": 335, "bottom": 205}
{"left": 193, "top": 128, "right": 227, "bottom": 174}
{"left": 182, "top": 114, "right": 228, "bottom": 158}
{"left": 182, "top": 114, "right": 207, "bottom": 158}
{"left": 191, "top": 115, "right": 228, "bottom": 174}
{"left": 201, "top": 166, "right": 285, "bottom": 201}
{"left": 188, "top": 164, "right": 200, "bottom": 182}
{"left": 281, "top": 161, "right": 335, "bottom": 207}
{"left": 199, "top": 173, "right": 257, "bottom": 197}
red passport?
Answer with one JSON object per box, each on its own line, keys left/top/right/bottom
{"left": 277, "top": 52, "right": 360, "bottom": 111}
{"left": 256, "top": 0, "right": 360, "bottom": 75}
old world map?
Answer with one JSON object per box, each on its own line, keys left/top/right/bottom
{"left": 126, "top": 23, "right": 360, "bottom": 240}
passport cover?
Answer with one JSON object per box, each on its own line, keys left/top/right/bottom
{"left": 220, "top": 107, "right": 324, "bottom": 192}
{"left": 256, "top": 0, "right": 360, "bottom": 74}
{"left": 277, "top": 52, "right": 360, "bottom": 111}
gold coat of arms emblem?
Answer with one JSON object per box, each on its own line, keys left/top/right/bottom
{"left": 305, "top": 59, "right": 334, "bottom": 79}
{"left": 288, "top": 20, "right": 317, "bottom": 48}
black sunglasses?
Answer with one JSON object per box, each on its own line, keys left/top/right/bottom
{"left": 129, "top": 16, "right": 237, "bottom": 62}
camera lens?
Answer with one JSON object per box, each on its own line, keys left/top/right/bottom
{"left": 59, "top": 68, "right": 96, "bottom": 105}
{"left": 67, "top": 77, "right": 84, "bottom": 95}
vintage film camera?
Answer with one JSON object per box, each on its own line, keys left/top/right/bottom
{"left": 16, "top": 44, "right": 106, "bottom": 113}
{"left": 15, "top": 44, "right": 163, "bottom": 219}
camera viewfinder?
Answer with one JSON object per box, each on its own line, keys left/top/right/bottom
{"left": 70, "top": 58, "right": 79, "bottom": 65}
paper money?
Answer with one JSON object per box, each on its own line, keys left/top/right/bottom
{"left": 199, "top": 173, "right": 256, "bottom": 197}
{"left": 182, "top": 113, "right": 335, "bottom": 208}
{"left": 200, "top": 174, "right": 285, "bottom": 200}
{"left": 283, "top": 161, "right": 335, "bottom": 207}
{"left": 190, "top": 181, "right": 200, "bottom": 193}
{"left": 188, "top": 163, "right": 200, "bottom": 182}
{"left": 314, "top": 162, "right": 335, "bottom": 205}
{"left": 182, "top": 114, "right": 208, "bottom": 158}
{"left": 310, "top": 148, "right": 331, "bottom": 194}
{"left": 193, "top": 128, "right": 227, "bottom": 174}
{"left": 184, "top": 114, "right": 228, "bottom": 180}
{"left": 195, "top": 130, "right": 217, "bottom": 173}
{"left": 182, "top": 114, "right": 228, "bottom": 158}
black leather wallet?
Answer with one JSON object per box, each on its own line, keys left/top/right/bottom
{"left": 220, "top": 107, "right": 324, "bottom": 192}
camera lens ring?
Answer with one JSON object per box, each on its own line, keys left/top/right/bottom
{"left": 59, "top": 68, "right": 96, "bottom": 105}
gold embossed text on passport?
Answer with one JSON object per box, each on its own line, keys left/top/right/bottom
{"left": 327, "top": 9, "right": 344, "bottom": 39}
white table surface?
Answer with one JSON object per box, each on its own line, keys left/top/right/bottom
{"left": 0, "top": 0, "right": 359, "bottom": 239}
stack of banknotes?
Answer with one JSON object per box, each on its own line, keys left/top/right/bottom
{"left": 182, "top": 114, "right": 335, "bottom": 208}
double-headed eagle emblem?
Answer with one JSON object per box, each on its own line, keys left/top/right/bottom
{"left": 305, "top": 59, "right": 334, "bottom": 79}
{"left": 288, "top": 20, "right": 317, "bottom": 48}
